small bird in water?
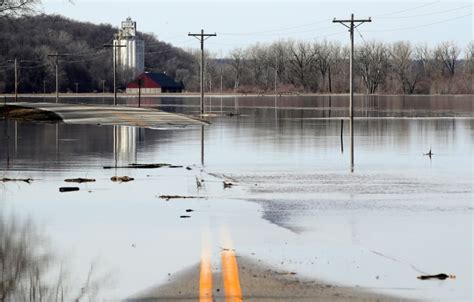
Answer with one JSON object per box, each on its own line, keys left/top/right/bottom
{"left": 424, "top": 147, "right": 434, "bottom": 157}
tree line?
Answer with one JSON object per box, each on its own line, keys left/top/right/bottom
{"left": 202, "top": 40, "right": 473, "bottom": 95}
{"left": 0, "top": 13, "right": 472, "bottom": 95}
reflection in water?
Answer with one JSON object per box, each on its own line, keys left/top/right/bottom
{"left": 115, "top": 126, "right": 137, "bottom": 163}
{"left": 0, "top": 212, "right": 110, "bottom": 301}
{"left": 201, "top": 125, "right": 205, "bottom": 166}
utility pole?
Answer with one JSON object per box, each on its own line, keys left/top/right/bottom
{"left": 74, "top": 82, "right": 79, "bottom": 94}
{"left": 333, "top": 14, "right": 371, "bottom": 172}
{"left": 14, "top": 58, "right": 18, "bottom": 102}
{"left": 105, "top": 37, "right": 127, "bottom": 106}
{"left": 188, "top": 29, "right": 216, "bottom": 116}
{"left": 48, "top": 54, "right": 69, "bottom": 103}
{"left": 7, "top": 58, "right": 19, "bottom": 102}
{"left": 101, "top": 80, "right": 106, "bottom": 93}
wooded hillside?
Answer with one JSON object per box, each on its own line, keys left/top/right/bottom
{"left": 0, "top": 14, "right": 196, "bottom": 93}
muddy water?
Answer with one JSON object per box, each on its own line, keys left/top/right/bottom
{"left": 0, "top": 95, "right": 472, "bottom": 301}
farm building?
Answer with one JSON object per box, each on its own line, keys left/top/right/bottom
{"left": 126, "top": 72, "right": 185, "bottom": 94}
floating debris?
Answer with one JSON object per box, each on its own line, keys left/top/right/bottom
{"left": 1, "top": 177, "right": 33, "bottom": 183}
{"left": 417, "top": 274, "right": 455, "bottom": 280}
{"left": 223, "top": 181, "right": 234, "bottom": 189}
{"left": 185, "top": 209, "right": 194, "bottom": 213}
{"left": 59, "top": 187, "right": 79, "bottom": 193}
{"left": 186, "top": 166, "right": 192, "bottom": 171}
{"left": 159, "top": 195, "right": 204, "bottom": 201}
{"left": 168, "top": 165, "right": 184, "bottom": 169}
{"left": 196, "top": 176, "right": 203, "bottom": 189}
{"left": 103, "top": 163, "right": 171, "bottom": 169}
{"left": 180, "top": 215, "right": 191, "bottom": 219}
{"left": 111, "top": 176, "right": 134, "bottom": 182}
{"left": 64, "top": 178, "right": 96, "bottom": 183}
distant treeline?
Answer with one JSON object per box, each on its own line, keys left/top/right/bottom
{"left": 204, "top": 40, "right": 473, "bottom": 95}
{"left": 0, "top": 14, "right": 472, "bottom": 95}
{"left": 0, "top": 14, "right": 195, "bottom": 93}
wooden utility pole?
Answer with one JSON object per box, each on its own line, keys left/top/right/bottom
{"left": 333, "top": 14, "right": 371, "bottom": 172}
{"left": 14, "top": 58, "right": 18, "bottom": 102}
{"left": 104, "top": 38, "right": 127, "bottom": 106}
{"left": 48, "top": 54, "right": 69, "bottom": 103}
{"left": 188, "top": 29, "right": 216, "bottom": 116}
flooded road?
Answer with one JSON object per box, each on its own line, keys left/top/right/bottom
{"left": 0, "top": 95, "right": 472, "bottom": 301}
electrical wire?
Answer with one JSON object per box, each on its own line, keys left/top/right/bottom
{"left": 373, "top": 1, "right": 440, "bottom": 17}
{"left": 382, "top": 4, "right": 472, "bottom": 19}
{"left": 363, "top": 12, "right": 472, "bottom": 33}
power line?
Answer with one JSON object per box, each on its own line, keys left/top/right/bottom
{"left": 220, "top": 19, "right": 331, "bottom": 36}
{"left": 382, "top": 4, "right": 472, "bottom": 19}
{"left": 373, "top": 1, "right": 440, "bottom": 17}
{"left": 363, "top": 12, "right": 472, "bottom": 32}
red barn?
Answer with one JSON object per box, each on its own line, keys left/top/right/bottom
{"left": 126, "top": 72, "right": 185, "bottom": 94}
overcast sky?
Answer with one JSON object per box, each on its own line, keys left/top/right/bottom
{"left": 43, "top": 0, "right": 472, "bottom": 55}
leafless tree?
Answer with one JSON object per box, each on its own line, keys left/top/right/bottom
{"left": 313, "top": 40, "right": 333, "bottom": 92}
{"left": 464, "top": 42, "right": 474, "bottom": 75}
{"left": 287, "top": 40, "right": 316, "bottom": 91}
{"left": 434, "top": 41, "right": 460, "bottom": 76}
{"left": 390, "top": 41, "right": 422, "bottom": 94}
{"left": 356, "top": 41, "right": 390, "bottom": 94}
{"left": 229, "top": 48, "right": 245, "bottom": 90}
{"left": 0, "top": 0, "right": 41, "bottom": 17}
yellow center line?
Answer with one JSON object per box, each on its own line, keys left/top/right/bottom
{"left": 221, "top": 250, "right": 243, "bottom": 302}
{"left": 199, "top": 253, "right": 213, "bottom": 302}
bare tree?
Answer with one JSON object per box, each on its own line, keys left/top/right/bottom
{"left": 434, "top": 41, "right": 460, "bottom": 76}
{"left": 313, "top": 40, "right": 332, "bottom": 92}
{"left": 356, "top": 41, "right": 390, "bottom": 94}
{"left": 287, "top": 40, "right": 316, "bottom": 91}
{"left": 0, "top": 0, "right": 41, "bottom": 17}
{"left": 229, "top": 48, "right": 245, "bottom": 90}
{"left": 390, "top": 41, "right": 422, "bottom": 94}
{"left": 464, "top": 41, "right": 474, "bottom": 75}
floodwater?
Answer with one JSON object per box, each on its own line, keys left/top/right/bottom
{"left": 0, "top": 95, "right": 473, "bottom": 301}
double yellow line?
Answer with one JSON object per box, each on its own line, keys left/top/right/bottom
{"left": 200, "top": 249, "right": 243, "bottom": 302}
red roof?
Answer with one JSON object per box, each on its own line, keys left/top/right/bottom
{"left": 127, "top": 73, "right": 161, "bottom": 89}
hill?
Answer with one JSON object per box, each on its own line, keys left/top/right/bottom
{"left": 0, "top": 14, "right": 197, "bottom": 93}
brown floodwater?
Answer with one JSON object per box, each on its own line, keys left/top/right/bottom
{"left": 0, "top": 95, "right": 472, "bottom": 301}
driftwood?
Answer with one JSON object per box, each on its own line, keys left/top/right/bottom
{"left": 65, "top": 178, "right": 96, "bottom": 183}
{"left": 103, "top": 163, "right": 171, "bottom": 169}
{"left": 59, "top": 187, "right": 80, "bottom": 193}
{"left": 417, "top": 274, "right": 455, "bottom": 280}
{"left": 111, "top": 176, "right": 134, "bottom": 182}
{"left": 223, "top": 181, "right": 234, "bottom": 189}
{"left": 159, "top": 195, "right": 204, "bottom": 201}
{"left": 1, "top": 178, "right": 33, "bottom": 183}
{"left": 180, "top": 215, "right": 191, "bottom": 219}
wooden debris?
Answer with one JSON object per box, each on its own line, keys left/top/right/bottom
{"left": 185, "top": 209, "right": 194, "bottom": 213}
{"left": 186, "top": 167, "right": 192, "bottom": 171}
{"left": 64, "top": 178, "right": 96, "bottom": 183}
{"left": 158, "top": 195, "right": 204, "bottom": 201}
{"left": 103, "top": 163, "right": 171, "bottom": 169}
{"left": 223, "top": 181, "right": 234, "bottom": 189}
{"left": 1, "top": 177, "right": 33, "bottom": 183}
{"left": 111, "top": 176, "right": 134, "bottom": 182}
{"left": 180, "top": 215, "right": 191, "bottom": 219}
{"left": 59, "top": 187, "right": 80, "bottom": 193}
{"left": 417, "top": 274, "right": 455, "bottom": 280}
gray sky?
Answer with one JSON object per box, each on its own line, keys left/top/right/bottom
{"left": 43, "top": 0, "right": 472, "bottom": 55}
